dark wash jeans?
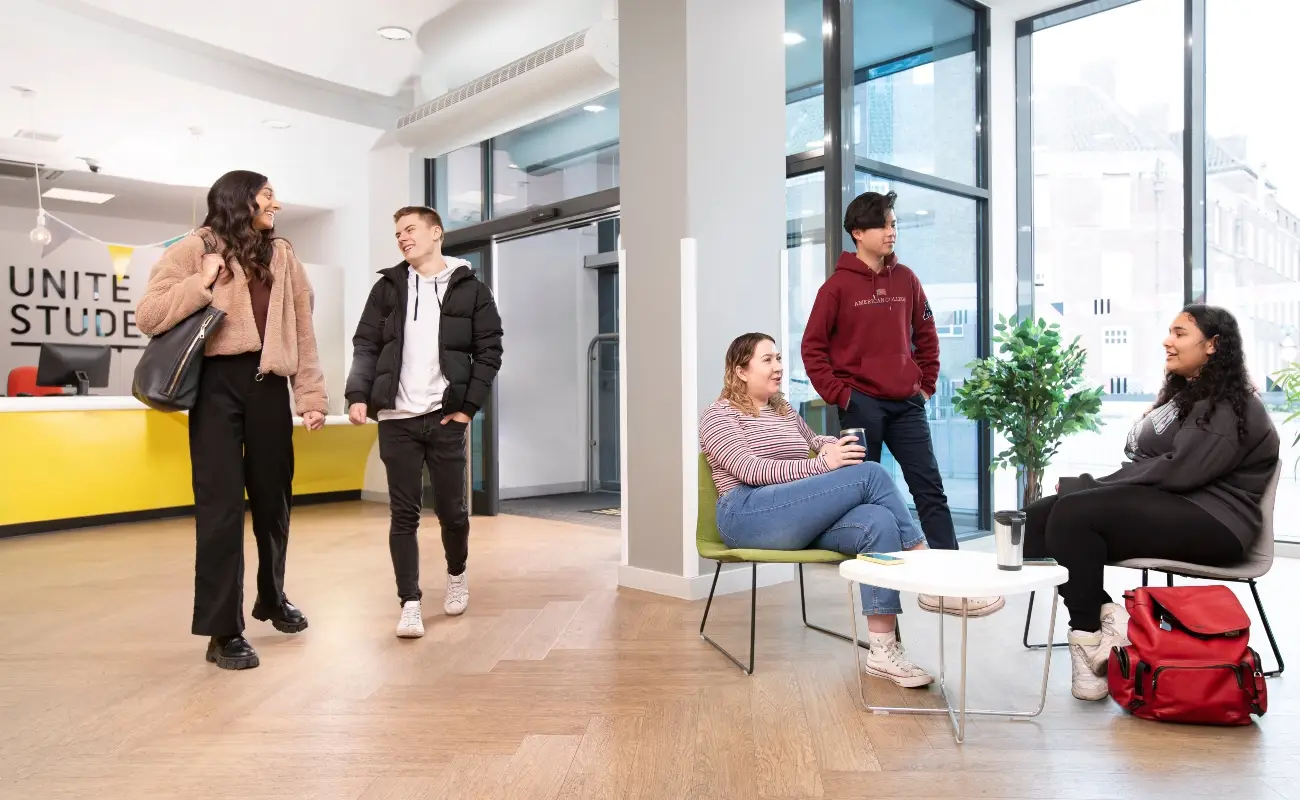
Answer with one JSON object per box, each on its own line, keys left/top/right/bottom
{"left": 838, "top": 388, "right": 958, "bottom": 551}
{"left": 378, "top": 411, "right": 470, "bottom": 604}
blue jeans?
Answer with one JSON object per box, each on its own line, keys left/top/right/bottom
{"left": 715, "top": 461, "right": 925, "bottom": 615}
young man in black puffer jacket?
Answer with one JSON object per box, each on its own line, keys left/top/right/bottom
{"left": 345, "top": 206, "right": 503, "bottom": 638}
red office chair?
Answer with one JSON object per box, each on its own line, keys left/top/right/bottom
{"left": 6, "top": 366, "right": 64, "bottom": 397}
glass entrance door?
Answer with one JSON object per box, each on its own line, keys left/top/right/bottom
{"left": 442, "top": 242, "right": 499, "bottom": 516}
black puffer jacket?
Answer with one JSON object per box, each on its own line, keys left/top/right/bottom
{"left": 344, "top": 261, "right": 503, "bottom": 420}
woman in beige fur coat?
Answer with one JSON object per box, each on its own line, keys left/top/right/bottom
{"left": 137, "top": 170, "right": 327, "bottom": 670}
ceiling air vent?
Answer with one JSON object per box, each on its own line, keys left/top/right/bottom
{"left": 13, "top": 129, "right": 62, "bottom": 143}
{"left": 0, "top": 158, "right": 64, "bottom": 182}
{"left": 395, "top": 20, "right": 618, "bottom": 156}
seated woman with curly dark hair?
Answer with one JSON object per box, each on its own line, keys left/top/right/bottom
{"left": 1025, "top": 305, "right": 1279, "bottom": 702}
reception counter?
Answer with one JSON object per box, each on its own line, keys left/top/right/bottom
{"left": 0, "top": 396, "right": 378, "bottom": 537}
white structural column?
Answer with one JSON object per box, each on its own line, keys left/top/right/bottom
{"left": 618, "top": 0, "right": 789, "bottom": 599}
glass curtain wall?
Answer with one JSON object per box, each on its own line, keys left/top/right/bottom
{"left": 428, "top": 90, "right": 621, "bottom": 225}
{"left": 1019, "top": 0, "right": 1299, "bottom": 542}
{"left": 785, "top": 0, "right": 991, "bottom": 533}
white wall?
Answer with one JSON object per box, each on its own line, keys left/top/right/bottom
{"left": 0, "top": 205, "right": 345, "bottom": 407}
{"left": 494, "top": 226, "right": 601, "bottom": 497}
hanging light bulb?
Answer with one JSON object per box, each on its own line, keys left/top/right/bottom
{"left": 30, "top": 210, "right": 52, "bottom": 246}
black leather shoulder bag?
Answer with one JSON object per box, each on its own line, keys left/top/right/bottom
{"left": 131, "top": 232, "right": 227, "bottom": 412}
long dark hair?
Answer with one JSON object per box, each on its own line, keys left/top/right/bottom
{"left": 203, "top": 170, "right": 275, "bottom": 285}
{"left": 1155, "top": 304, "right": 1253, "bottom": 440}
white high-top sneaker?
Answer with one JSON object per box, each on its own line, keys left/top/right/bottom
{"left": 444, "top": 572, "right": 469, "bottom": 616}
{"left": 1068, "top": 630, "right": 1109, "bottom": 701}
{"left": 396, "top": 600, "right": 425, "bottom": 638}
{"left": 864, "top": 633, "right": 934, "bottom": 688}
{"left": 1098, "top": 602, "right": 1131, "bottom": 667}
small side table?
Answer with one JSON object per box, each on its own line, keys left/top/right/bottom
{"left": 839, "top": 549, "right": 1069, "bottom": 743}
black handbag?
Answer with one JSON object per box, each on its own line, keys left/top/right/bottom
{"left": 131, "top": 233, "right": 227, "bottom": 412}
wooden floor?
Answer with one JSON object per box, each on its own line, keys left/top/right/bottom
{"left": 1, "top": 502, "right": 1297, "bottom": 800}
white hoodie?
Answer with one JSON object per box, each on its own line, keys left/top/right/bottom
{"left": 378, "top": 257, "right": 470, "bottom": 422}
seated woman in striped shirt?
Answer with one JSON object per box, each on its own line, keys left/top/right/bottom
{"left": 700, "top": 332, "right": 932, "bottom": 688}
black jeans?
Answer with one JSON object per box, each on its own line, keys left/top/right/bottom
{"left": 188, "top": 353, "right": 294, "bottom": 638}
{"left": 839, "top": 388, "right": 957, "bottom": 551}
{"left": 378, "top": 411, "right": 470, "bottom": 603}
{"left": 1024, "top": 486, "right": 1243, "bottom": 632}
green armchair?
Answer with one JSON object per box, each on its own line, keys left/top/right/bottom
{"left": 696, "top": 453, "right": 867, "bottom": 674}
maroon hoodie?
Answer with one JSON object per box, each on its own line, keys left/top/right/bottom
{"left": 801, "top": 251, "right": 940, "bottom": 406}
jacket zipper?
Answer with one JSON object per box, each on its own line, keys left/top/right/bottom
{"left": 1150, "top": 663, "right": 1244, "bottom": 694}
{"left": 167, "top": 313, "right": 214, "bottom": 397}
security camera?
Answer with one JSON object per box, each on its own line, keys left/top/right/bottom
{"left": 79, "top": 157, "right": 101, "bottom": 173}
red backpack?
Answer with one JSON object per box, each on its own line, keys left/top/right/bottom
{"left": 1108, "top": 585, "right": 1267, "bottom": 726}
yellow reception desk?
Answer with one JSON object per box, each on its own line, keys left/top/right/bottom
{"left": 0, "top": 396, "right": 378, "bottom": 537}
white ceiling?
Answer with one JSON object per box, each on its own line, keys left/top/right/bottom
{"left": 72, "top": 0, "right": 451, "bottom": 96}
{"left": 0, "top": 0, "right": 609, "bottom": 222}
{"left": 0, "top": 170, "right": 324, "bottom": 227}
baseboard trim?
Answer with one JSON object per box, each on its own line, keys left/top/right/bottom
{"left": 617, "top": 562, "right": 795, "bottom": 601}
{"left": 361, "top": 490, "right": 389, "bottom": 504}
{"left": 0, "top": 490, "right": 362, "bottom": 539}
{"left": 499, "top": 482, "right": 587, "bottom": 500}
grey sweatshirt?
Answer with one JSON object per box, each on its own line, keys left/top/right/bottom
{"left": 1061, "top": 394, "right": 1279, "bottom": 549}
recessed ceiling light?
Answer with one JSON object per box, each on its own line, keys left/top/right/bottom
{"left": 784, "top": 31, "right": 806, "bottom": 45}
{"left": 583, "top": 104, "right": 606, "bottom": 113}
{"left": 263, "top": 119, "right": 291, "bottom": 129}
{"left": 508, "top": 163, "right": 519, "bottom": 169}
{"left": 377, "top": 26, "right": 412, "bottom": 40}
{"left": 916, "top": 210, "right": 930, "bottom": 216}
{"left": 43, "top": 188, "right": 114, "bottom": 204}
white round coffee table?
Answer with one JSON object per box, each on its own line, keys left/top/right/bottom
{"left": 839, "top": 549, "right": 1069, "bottom": 743}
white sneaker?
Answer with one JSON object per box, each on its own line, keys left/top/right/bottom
{"left": 1099, "top": 602, "right": 1131, "bottom": 655}
{"left": 396, "top": 600, "right": 425, "bottom": 638}
{"left": 1068, "top": 629, "right": 1110, "bottom": 701}
{"left": 444, "top": 572, "right": 468, "bottom": 616}
{"left": 864, "top": 634, "right": 934, "bottom": 689}
{"left": 918, "top": 594, "right": 1005, "bottom": 617}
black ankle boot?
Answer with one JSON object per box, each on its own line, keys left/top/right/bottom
{"left": 251, "top": 597, "right": 309, "bottom": 634}
{"left": 206, "top": 635, "right": 259, "bottom": 670}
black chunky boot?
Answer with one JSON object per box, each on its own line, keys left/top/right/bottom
{"left": 205, "top": 635, "right": 259, "bottom": 670}
{"left": 251, "top": 597, "right": 309, "bottom": 634}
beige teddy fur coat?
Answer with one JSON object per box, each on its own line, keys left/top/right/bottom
{"left": 135, "top": 228, "right": 328, "bottom": 415}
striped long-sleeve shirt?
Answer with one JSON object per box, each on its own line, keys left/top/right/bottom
{"left": 699, "top": 400, "right": 840, "bottom": 497}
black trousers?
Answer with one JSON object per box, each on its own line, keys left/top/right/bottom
{"left": 839, "top": 388, "right": 958, "bottom": 550}
{"left": 1024, "top": 486, "right": 1243, "bottom": 632}
{"left": 188, "top": 353, "right": 294, "bottom": 637}
{"left": 378, "top": 411, "right": 470, "bottom": 603}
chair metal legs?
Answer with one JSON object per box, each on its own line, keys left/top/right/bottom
{"left": 799, "top": 564, "right": 872, "bottom": 649}
{"left": 699, "top": 562, "right": 757, "bottom": 675}
{"left": 700, "top": 562, "right": 878, "bottom": 675}
{"left": 1248, "top": 579, "right": 1285, "bottom": 677}
{"left": 1021, "top": 590, "right": 1068, "bottom": 650}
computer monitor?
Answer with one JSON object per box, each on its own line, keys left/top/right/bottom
{"left": 35, "top": 343, "right": 112, "bottom": 396}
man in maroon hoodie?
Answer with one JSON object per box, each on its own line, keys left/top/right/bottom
{"left": 802, "top": 191, "right": 1004, "bottom": 617}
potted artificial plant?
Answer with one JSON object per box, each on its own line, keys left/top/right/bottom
{"left": 953, "top": 316, "right": 1105, "bottom": 508}
{"left": 1272, "top": 361, "right": 1300, "bottom": 464}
